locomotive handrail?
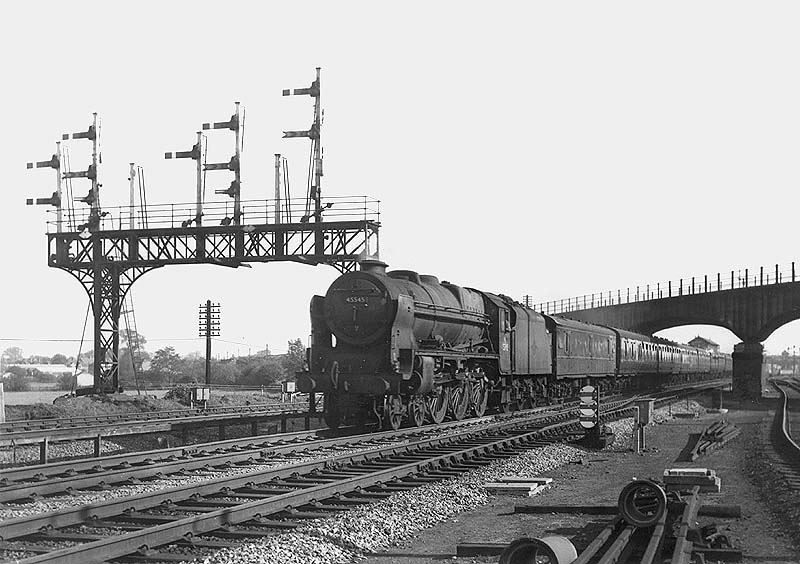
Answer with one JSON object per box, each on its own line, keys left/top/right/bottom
{"left": 413, "top": 300, "right": 490, "bottom": 325}
{"left": 533, "top": 261, "right": 799, "bottom": 315}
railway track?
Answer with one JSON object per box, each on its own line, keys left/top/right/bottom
{"left": 769, "top": 380, "right": 800, "bottom": 477}
{"left": 0, "top": 381, "right": 726, "bottom": 564}
{"left": 0, "top": 399, "right": 633, "bottom": 564}
{"left": 0, "top": 401, "right": 587, "bottom": 506}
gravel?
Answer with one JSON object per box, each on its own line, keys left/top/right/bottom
{"left": 0, "top": 439, "right": 415, "bottom": 521}
{"left": 0, "top": 419, "right": 511, "bottom": 520}
{"left": 198, "top": 442, "right": 583, "bottom": 564}
{"left": 603, "top": 399, "right": 707, "bottom": 452}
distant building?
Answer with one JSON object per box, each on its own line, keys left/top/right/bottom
{"left": 688, "top": 336, "right": 720, "bottom": 353}
{"left": 75, "top": 371, "right": 93, "bottom": 387}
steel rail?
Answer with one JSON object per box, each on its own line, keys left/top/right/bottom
{"left": 0, "top": 383, "right": 714, "bottom": 564}
{"left": 570, "top": 516, "right": 623, "bottom": 564}
{"left": 0, "top": 384, "right": 699, "bottom": 502}
{"left": 771, "top": 381, "right": 800, "bottom": 465}
{"left": 640, "top": 505, "right": 668, "bottom": 564}
{"left": 0, "top": 411, "right": 575, "bottom": 540}
{"left": 595, "top": 524, "right": 636, "bottom": 564}
{"left": 0, "top": 415, "right": 530, "bottom": 502}
{"left": 0, "top": 427, "right": 336, "bottom": 484}
{"left": 670, "top": 486, "right": 701, "bottom": 564}
{"left": 0, "top": 402, "right": 579, "bottom": 494}
{"left": 8, "top": 417, "right": 586, "bottom": 564}
{"left": 0, "top": 404, "right": 631, "bottom": 564}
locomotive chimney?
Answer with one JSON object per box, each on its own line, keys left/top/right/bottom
{"left": 359, "top": 259, "right": 388, "bottom": 275}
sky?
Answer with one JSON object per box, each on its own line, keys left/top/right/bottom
{"left": 2, "top": 1, "right": 800, "bottom": 361}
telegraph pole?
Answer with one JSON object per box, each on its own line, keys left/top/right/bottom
{"left": 198, "top": 300, "right": 220, "bottom": 387}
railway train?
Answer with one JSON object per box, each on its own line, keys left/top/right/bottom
{"left": 296, "top": 260, "right": 732, "bottom": 430}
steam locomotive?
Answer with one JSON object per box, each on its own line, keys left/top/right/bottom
{"left": 296, "top": 260, "right": 732, "bottom": 430}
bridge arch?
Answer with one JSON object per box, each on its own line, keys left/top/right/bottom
{"left": 638, "top": 317, "right": 741, "bottom": 342}
{"left": 752, "top": 310, "right": 800, "bottom": 343}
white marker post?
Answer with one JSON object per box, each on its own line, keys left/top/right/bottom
{"left": 579, "top": 385, "right": 599, "bottom": 445}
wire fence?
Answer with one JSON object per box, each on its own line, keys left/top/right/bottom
{"left": 534, "top": 261, "right": 800, "bottom": 315}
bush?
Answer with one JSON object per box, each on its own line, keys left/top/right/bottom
{"left": 3, "top": 373, "right": 32, "bottom": 392}
{"left": 163, "top": 384, "right": 194, "bottom": 406}
{"left": 57, "top": 373, "right": 76, "bottom": 391}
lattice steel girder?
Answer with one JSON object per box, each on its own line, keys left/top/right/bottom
{"left": 48, "top": 219, "right": 379, "bottom": 393}
{"left": 63, "top": 264, "right": 154, "bottom": 393}
{"left": 47, "top": 220, "right": 379, "bottom": 271}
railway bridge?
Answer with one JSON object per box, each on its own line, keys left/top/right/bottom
{"left": 534, "top": 263, "right": 800, "bottom": 399}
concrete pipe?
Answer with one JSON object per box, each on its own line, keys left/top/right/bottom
{"left": 499, "top": 536, "right": 577, "bottom": 564}
{"left": 617, "top": 479, "right": 668, "bottom": 527}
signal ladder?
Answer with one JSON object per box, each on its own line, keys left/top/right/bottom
{"left": 121, "top": 293, "right": 146, "bottom": 394}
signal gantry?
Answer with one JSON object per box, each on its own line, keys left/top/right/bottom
{"left": 26, "top": 69, "right": 380, "bottom": 395}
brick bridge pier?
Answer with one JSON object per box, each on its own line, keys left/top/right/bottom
{"left": 535, "top": 265, "right": 800, "bottom": 399}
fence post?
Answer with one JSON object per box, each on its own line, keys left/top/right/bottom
{"left": 668, "top": 281, "right": 671, "bottom": 297}
{"left": 794, "top": 262, "right": 796, "bottom": 282}
{"left": 627, "top": 288, "right": 630, "bottom": 302}
{"left": 636, "top": 286, "right": 639, "bottom": 301}
{"left": 776, "top": 264, "right": 779, "bottom": 284}
{"left": 718, "top": 273, "right": 720, "bottom": 291}
{"left": 646, "top": 284, "right": 650, "bottom": 300}
{"left": 657, "top": 282, "right": 660, "bottom": 298}
{"left": 745, "top": 268, "right": 749, "bottom": 287}
{"left": 679, "top": 279, "right": 683, "bottom": 296}
{"left": 760, "top": 266, "right": 763, "bottom": 285}
{"left": 704, "top": 275, "right": 707, "bottom": 293}
{"left": 731, "top": 271, "right": 734, "bottom": 288}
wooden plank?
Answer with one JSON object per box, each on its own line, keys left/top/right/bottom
{"left": 456, "top": 543, "right": 506, "bottom": 556}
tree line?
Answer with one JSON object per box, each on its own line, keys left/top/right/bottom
{"left": 1, "top": 335, "right": 306, "bottom": 392}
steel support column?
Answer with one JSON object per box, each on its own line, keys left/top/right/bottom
{"left": 90, "top": 263, "right": 122, "bottom": 393}
{"left": 70, "top": 262, "right": 153, "bottom": 394}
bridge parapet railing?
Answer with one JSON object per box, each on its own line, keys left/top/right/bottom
{"left": 45, "top": 195, "right": 380, "bottom": 233}
{"left": 533, "top": 262, "right": 800, "bottom": 316}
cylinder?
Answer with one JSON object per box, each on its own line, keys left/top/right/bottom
{"left": 617, "top": 479, "right": 668, "bottom": 527}
{"left": 499, "top": 536, "right": 577, "bottom": 564}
